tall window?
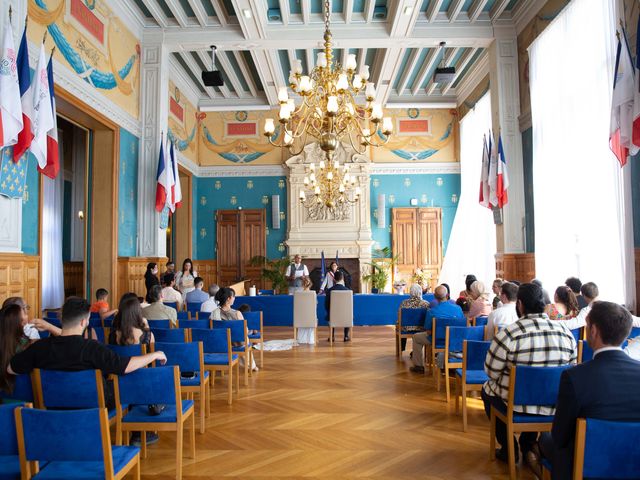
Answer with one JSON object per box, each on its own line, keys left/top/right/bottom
{"left": 529, "top": 0, "right": 635, "bottom": 307}
{"left": 439, "top": 93, "right": 496, "bottom": 295}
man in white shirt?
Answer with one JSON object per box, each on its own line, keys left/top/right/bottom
{"left": 485, "top": 282, "right": 519, "bottom": 339}
{"left": 285, "top": 254, "right": 309, "bottom": 295}
{"left": 161, "top": 273, "right": 183, "bottom": 310}
{"left": 200, "top": 284, "right": 220, "bottom": 314}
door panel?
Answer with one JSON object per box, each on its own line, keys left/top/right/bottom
{"left": 216, "top": 211, "right": 240, "bottom": 286}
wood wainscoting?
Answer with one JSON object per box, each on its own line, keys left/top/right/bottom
{"left": 63, "top": 262, "right": 84, "bottom": 298}
{"left": 495, "top": 253, "right": 536, "bottom": 283}
{"left": 0, "top": 254, "right": 40, "bottom": 315}
{"left": 193, "top": 260, "right": 217, "bottom": 290}
{"left": 117, "top": 257, "right": 167, "bottom": 300}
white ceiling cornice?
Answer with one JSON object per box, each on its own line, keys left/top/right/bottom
{"left": 456, "top": 49, "right": 489, "bottom": 106}
{"left": 512, "top": 0, "right": 549, "bottom": 35}
{"left": 109, "top": 0, "right": 146, "bottom": 38}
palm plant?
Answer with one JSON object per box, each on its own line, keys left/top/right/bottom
{"left": 362, "top": 247, "right": 399, "bottom": 293}
{"left": 249, "top": 256, "right": 292, "bottom": 294}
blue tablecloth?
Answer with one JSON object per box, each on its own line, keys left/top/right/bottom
{"left": 233, "top": 293, "right": 435, "bottom": 327}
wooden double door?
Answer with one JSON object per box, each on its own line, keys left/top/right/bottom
{"left": 391, "top": 208, "right": 443, "bottom": 289}
{"left": 216, "top": 209, "right": 266, "bottom": 288}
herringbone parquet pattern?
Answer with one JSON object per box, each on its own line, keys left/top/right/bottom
{"left": 140, "top": 326, "right": 536, "bottom": 479}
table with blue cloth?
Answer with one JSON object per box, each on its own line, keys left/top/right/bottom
{"left": 232, "top": 293, "right": 435, "bottom": 327}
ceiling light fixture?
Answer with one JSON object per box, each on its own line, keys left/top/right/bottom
{"left": 242, "top": 9, "right": 252, "bottom": 19}
{"left": 263, "top": 0, "right": 393, "bottom": 210}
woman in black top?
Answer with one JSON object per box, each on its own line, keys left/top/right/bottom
{"left": 144, "top": 263, "right": 160, "bottom": 294}
{"left": 108, "top": 297, "right": 154, "bottom": 346}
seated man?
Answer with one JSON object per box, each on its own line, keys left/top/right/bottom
{"left": 90, "top": 288, "right": 118, "bottom": 321}
{"left": 185, "top": 277, "right": 209, "bottom": 306}
{"left": 200, "top": 284, "right": 220, "bottom": 314}
{"left": 8, "top": 297, "right": 166, "bottom": 408}
{"left": 325, "top": 270, "right": 351, "bottom": 342}
{"left": 482, "top": 283, "right": 576, "bottom": 473}
{"left": 142, "top": 285, "right": 178, "bottom": 327}
{"left": 160, "top": 273, "right": 183, "bottom": 311}
{"left": 538, "top": 301, "right": 640, "bottom": 479}
{"left": 410, "top": 285, "right": 464, "bottom": 374}
{"left": 485, "top": 282, "right": 519, "bottom": 340}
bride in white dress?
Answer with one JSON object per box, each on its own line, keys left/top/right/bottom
{"left": 296, "top": 278, "right": 316, "bottom": 344}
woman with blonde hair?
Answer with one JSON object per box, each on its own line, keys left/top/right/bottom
{"left": 467, "top": 280, "right": 492, "bottom": 318}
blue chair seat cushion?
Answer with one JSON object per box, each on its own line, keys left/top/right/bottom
{"left": 180, "top": 371, "right": 210, "bottom": 387}
{"left": 231, "top": 345, "right": 247, "bottom": 352}
{"left": 492, "top": 402, "right": 554, "bottom": 423}
{"left": 32, "top": 447, "right": 139, "bottom": 479}
{"left": 248, "top": 333, "right": 261, "bottom": 340}
{"left": 204, "top": 353, "right": 239, "bottom": 365}
{"left": 0, "top": 455, "right": 20, "bottom": 479}
{"left": 122, "top": 400, "right": 194, "bottom": 423}
{"left": 454, "top": 369, "right": 488, "bottom": 384}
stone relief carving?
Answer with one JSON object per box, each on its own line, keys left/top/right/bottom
{"left": 305, "top": 199, "right": 351, "bottom": 222}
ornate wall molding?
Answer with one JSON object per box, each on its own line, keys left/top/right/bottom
{"left": 197, "top": 164, "right": 287, "bottom": 177}
{"left": 371, "top": 162, "right": 461, "bottom": 175}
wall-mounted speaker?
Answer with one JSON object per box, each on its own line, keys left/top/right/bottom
{"left": 377, "top": 193, "right": 386, "bottom": 229}
{"left": 272, "top": 195, "right": 280, "bottom": 229}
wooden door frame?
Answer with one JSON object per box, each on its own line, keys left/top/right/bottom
{"left": 174, "top": 165, "right": 193, "bottom": 262}
{"left": 51, "top": 86, "right": 119, "bottom": 301}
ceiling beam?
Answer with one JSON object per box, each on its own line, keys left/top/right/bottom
{"left": 455, "top": 49, "right": 489, "bottom": 104}
{"left": 490, "top": 0, "right": 511, "bottom": 21}
{"left": 364, "top": 0, "right": 376, "bottom": 23}
{"left": 426, "top": 47, "right": 459, "bottom": 95}
{"left": 164, "top": 0, "right": 190, "bottom": 27}
{"left": 139, "top": 0, "right": 169, "bottom": 27}
{"left": 306, "top": 49, "right": 314, "bottom": 74}
{"left": 344, "top": 0, "right": 353, "bottom": 24}
{"left": 278, "top": 0, "right": 290, "bottom": 26}
{"left": 375, "top": 47, "right": 407, "bottom": 105}
{"left": 186, "top": 0, "right": 208, "bottom": 26}
{"left": 196, "top": 50, "right": 232, "bottom": 98}
{"left": 440, "top": 47, "right": 477, "bottom": 95}
{"left": 410, "top": 48, "right": 438, "bottom": 95}
{"left": 216, "top": 50, "right": 248, "bottom": 98}
{"left": 468, "top": 0, "right": 489, "bottom": 23}
{"left": 427, "top": 0, "right": 444, "bottom": 23}
{"left": 447, "top": 0, "right": 465, "bottom": 23}
{"left": 211, "top": 0, "right": 228, "bottom": 27}
{"left": 178, "top": 51, "right": 216, "bottom": 99}
{"left": 388, "top": 0, "right": 422, "bottom": 38}
{"left": 169, "top": 56, "right": 203, "bottom": 107}
{"left": 301, "top": 0, "right": 311, "bottom": 24}
{"left": 357, "top": 48, "right": 367, "bottom": 74}
{"left": 250, "top": 50, "right": 280, "bottom": 105}
{"left": 199, "top": 98, "right": 272, "bottom": 110}
{"left": 233, "top": 51, "right": 259, "bottom": 97}
{"left": 231, "top": 0, "right": 265, "bottom": 39}
{"left": 396, "top": 48, "right": 422, "bottom": 95}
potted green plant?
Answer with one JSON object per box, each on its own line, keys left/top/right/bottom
{"left": 249, "top": 256, "right": 291, "bottom": 294}
{"left": 363, "top": 247, "right": 398, "bottom": 293}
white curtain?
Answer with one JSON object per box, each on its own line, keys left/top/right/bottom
{"left": 439, "top": 93, "right": 496, "bottom": 296}
{"left": 41, "top": 135, "right": 65, "bottom": 309}
{"left": 529, "top": 0, "right": 635, "bottom": 308}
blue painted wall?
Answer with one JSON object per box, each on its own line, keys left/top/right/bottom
{"left": 21, "top": 152, "right": 40, "bottom": 255}
{"left": 194, "top": 176, "right": 288, "bottom": 259}
{"left": 370, "top": 174, "right": 460, "bottom": 255}
{"left": 118, "top": 128, "right": 139, "bottom": 257}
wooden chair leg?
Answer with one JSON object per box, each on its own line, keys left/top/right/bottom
{"left": 141, "top": 431, "right": 147, "bottom": 459}
{"left": 235, "top": 363, "right": 240, "bottom": 395}
{"left": 395, "top": 333, "right": 400, "bottom": 357}
{"left": 199, "top": 387, "right": 206, "bottom": 434}
{"left": 243, "top": 353, "right": 249, "bottom": 386}
{"left": 190, "top": 414, "right": 196, "bottom": 458}
{"left": 489, "top": 409, "right": 496, "bottom": 460}
{"left": 260, "top": 339, "right": 264, "bottom": 368}
{"left": 455, "top": 378, "right": 460, "bottom": 415}
{"left": 507, "top": 423, "right": 516, "bottom": 480}
{"left": 134, "top": 456, "right": 141, "bottom": 480}
{"left": 227, "top": 366, "right": 233, "bottom": 405}
{"left": 462, "top": 387, "right": 468, "bottom": 433}
{"left": 445, "top": 367, "right": 451, "bottom": 403}
{"left": 116, "top": 421, "right": 122, "bottom": 446}
{"left": 436, "top": 364, "right": 441, "bottom": 392}
{"left": 330, "top": 327, "right": 333, "bottom": 346}
{"left": 175, "top": 425, "right": 183, "bottom": 480}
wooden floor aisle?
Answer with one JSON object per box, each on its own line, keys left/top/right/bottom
{"left": 142, "top": 326, "right": 536, "bottom": 479}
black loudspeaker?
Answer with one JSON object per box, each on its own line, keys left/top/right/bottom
{"left": 202, "top": 70, "right": 223, "bottom": 87}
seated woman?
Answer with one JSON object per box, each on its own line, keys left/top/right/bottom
{"left": 398, "top": 283, "right": 430, "bottom": 351}
{"left": 108, "top": 297, "right": 155, "bottom": 346}
{"left": 0, "top": 304, "right": 35, "bottom": 400}
{"left": 545, "top": 286, "right": 579, "bottom": 320}
{"left": 2, "top": 297, "right": 61, "bottom": 339}
{"left": 467, "top": 280, "right": 492, "bottom": 319}
{"left": 456, "top": 274, "right": 477, "bottom": 313}
{"left": 296, "top": 277, "right": 316, "bottom": 345}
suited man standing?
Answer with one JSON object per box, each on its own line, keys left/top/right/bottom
{"left": 325, "top": 270, "right": 351, "bottom": 342}
{"left": 537, "top": 301, "right": 640, "bottom": 479}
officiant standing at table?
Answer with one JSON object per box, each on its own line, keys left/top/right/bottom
{"left": 286, "top": 255, "right": 309, "bottom": 295}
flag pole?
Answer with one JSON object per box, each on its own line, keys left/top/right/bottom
{"left": 8, "top": 5, "right": 12, "bottom": 23}
{"left": 42, "top": 30, "right": 47, "bottom": 44}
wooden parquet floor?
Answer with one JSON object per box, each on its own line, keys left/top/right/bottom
{"left": 141, "top": 326, "right": 537, "bottom": 479}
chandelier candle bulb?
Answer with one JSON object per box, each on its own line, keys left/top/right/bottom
{"left": 382, "top": 117, "right": 393, "bottom": 133}
{"left": 360, "top": 65, "right": 370, "bottom": 81}
{"left": 327, "top": 171, "right": 333, "bottom": 180}
{"left": 327, "top": 96, "right": 339, "bottom": 114}
{"left": 336, "top": 74, "right": 349, "bottom": 92}
{"left": 294, "top": 59, "right": 303, "bottom": 74}
{"left": 279, "top": 104, "right": 291, "bottom": 120}
{"left": 319, "top": 160, "right": 325, "bottom": 170}
{"left": 314, "top": 186, "right": 321, "bottom": 195}
{"left": 339, "top": 184, "right": 345, "bottom": 193}
{"left": 334, "top": 160, "right": 339, "bottom": 169}
{"left": 299, "top": 76, "right": 312, "bottom": 93}
{"left": 278, "top": 87, "right": 289, "bottom": 103}
{"left": 317, "top": 52, "right": 327, "bottom": 68}
{"left": 284, "top": 131, "right": 293, "bottom": 145}
{"left": 365, "top": 82, "right": 376, "bottom": 101}
{"left": 303, "top": 176, "right": 309, "bottom": 185}
{"left": 346, "top": 54, "right": 357, "bottom": 71}
{"left": 264, "top": 118, "right": 275, "bottom": 135}
{"left": 299, "top": 190, "right": 306, "bottom": 200}
{"left": 352, "top": 74, "right": 364, "bottom": 90}
{"left": 355, "top": 186, "right": 361, "bottom": 196}
{"left": 371, "top": 103, "right": 383, "bottom": 120}
{"left": 309, "top": 163, "right": 315, "bottom": 171}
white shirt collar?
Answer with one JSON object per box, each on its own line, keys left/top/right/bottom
{"left": 593, "top": 346, "right": 623, "bottom": 357}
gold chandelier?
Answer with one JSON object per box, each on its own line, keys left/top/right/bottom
{"left": 263, "top": 0, "right": 393, "bottom": 209}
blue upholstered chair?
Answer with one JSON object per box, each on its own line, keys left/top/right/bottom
{"left": 89, "top": 317, "right": 103, "bottom": 329}
{"left": 440, "top": 326, "right": 485, "bottom": 402}
{"left": 152, "top": 342, "right": 209, "bottom": 433}
{"left": 43, "top": 317, "right": 61, "bottom": 329}
{"left": 44, "top": 311, "right": 59, "bottom": 319}
{"left": 395, "top": 308, "right": 427, "bottom": 358}
{"left": 191, "top": 328, "right": 239, "bottom": 405}
{"left": 151, "top": 328, "right": 189, "bottom": 343}
{"left": 471, "top": 315, "right": 489, "bottom": 327}
{"left": 455, "top": 340, "right": 491, "bottom": 432}
{"left": 113, "top": 366, "right": 195, "bottom": 479}
{"left": 107, "top": 344, "right": 147, "bottom": 357}
{"left": 186, "top": 302, "right": 202, "bottom": 319}
{"left": 212, "top": 319, "right": 250, "bottom": 385}
{"left": 629, "top": 326, "right": 640, "bottom": 339}
{"left": 177, "top": 311, "right": 189, "bottom": 322}
{"left": 490, "top": 364, "right": 573, "bottom": 480}
{"left": 0, "top": 374, "right": 34, "bottom": 403}
{"left": 542, "top": 418, "right": 640, "bottom": 480}
{"left": 93, "top": 326, "right": 108, "bottom": 343}
{"left": 147, "top": 319, "right": 173, "bottom": 329}
{"left": 15, "top": 406, "right": 140, "bottom": 480}
{"left": 163, "top": 301, "right": 179, "bottom": 311}
{"left": 103, "top": 315, "right": 115, "bottom": 328}
{"left": 577, "top": 340, "right": 594, "bottom": 363}
{"left": 181, "top": 319, "right": 211, "bottom": 331}
{"left": 0, "top": 403, "right": 26, "bottom": 480}
{"left": 570, "top": 328, "right": 583, "bottom": 343}
{"left": 430, "top": 317, "right": 468, "bottom": 376}
{"left": 244, "top": 311, "right": 264, "bottom": 368}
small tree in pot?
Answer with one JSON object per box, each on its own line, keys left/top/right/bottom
{"left": 363, "top": 247, "right": 398, "bottom": 293}
{"left": 249, "top": 256, "right": 291, "bottom": 294}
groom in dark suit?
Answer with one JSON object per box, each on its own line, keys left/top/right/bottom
{"left": 538, "top": 301, "right": 640, "bottom": 479}
{"left": 325, "top": 270, "right": 351, "bottom": 342}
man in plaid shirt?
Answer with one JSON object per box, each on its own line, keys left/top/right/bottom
{"left": 481, "top": 283, "right": 577, "bottom": 467}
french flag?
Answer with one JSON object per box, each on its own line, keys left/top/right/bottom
{"left": 478, "top": 135, "right": 491, "bottom": 209}
{"left": 155, "top": 136, "right": 170, "bottom": 212}
{"left": 610, "top": 29, "right": 635, "bottom": 167}
{"left": 39, "top": 54, "right": 59, "bottom": 179}
{"left": 30, "top": 42, "right": 54, "bottom": 173}
{"left": 496, "top": 135, "right": 509, "bottom": 208}
{"left": 0, "top": 15, "right": 23, "bottom": 150}
{"left": 168, "top": 140, "right": 182, "bottom": 211}
{"left": 631, "top": 15, "right": 640, "bottom": 152}
{"left": 13, "top": 26, "right": 33, "bottom": 162}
